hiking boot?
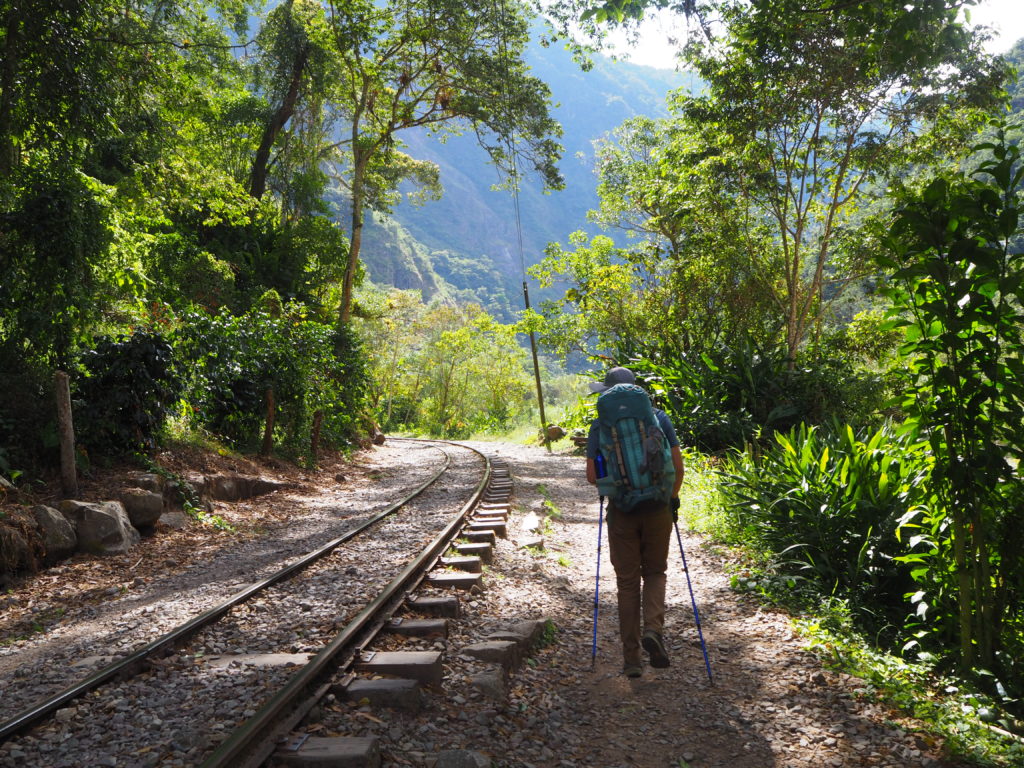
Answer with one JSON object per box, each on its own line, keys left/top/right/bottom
{"left": 623, "top": 664, "right": 642, "bottom": 679}
{"left": 642, "top": 630, "right": 670, "bottom": 668}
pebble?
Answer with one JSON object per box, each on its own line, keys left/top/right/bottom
{"left": 0, "top": 442, "right": 968, "bottom": 768}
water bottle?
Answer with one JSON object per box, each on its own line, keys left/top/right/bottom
{"left": 595, "top": 452, "right": 607, "bottom": 479}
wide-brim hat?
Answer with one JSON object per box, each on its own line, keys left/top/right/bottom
{"left": 588, "top": 366, "right": 636, "bottom": 394}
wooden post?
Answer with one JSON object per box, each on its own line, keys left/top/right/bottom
{"left": 54, "top": 371, "right": 78, "bottom": 497}
{"left": 260, "top": 387, "right": 275, "bottom": 456}
{"left": 310, "top": 409, "right": 323, "bottom": 463}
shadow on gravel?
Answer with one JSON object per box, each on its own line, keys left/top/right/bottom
{"left": 494, "top": 442, "right": 954, "bottom": 768}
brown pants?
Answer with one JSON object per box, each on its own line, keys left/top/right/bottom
{"left": 607, "top": 500, "right": 673, "bottom": 667}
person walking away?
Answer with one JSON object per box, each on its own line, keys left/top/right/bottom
{"left": 586, "top": 367, "right": 684, "bottom": 678}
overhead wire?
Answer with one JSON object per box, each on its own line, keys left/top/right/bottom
{"left": 491, "top": 0, "right": 551, "bottom": 452}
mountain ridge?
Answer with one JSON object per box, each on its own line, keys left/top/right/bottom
{"left": 353, "top": 39, "right": 690, "bottom": 318}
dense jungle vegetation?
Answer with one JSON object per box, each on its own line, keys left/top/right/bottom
{"left": 0, "top": 0, "right": 563, "bottom": 464}
{"left": 538, "top": 1, "right": 1024, "bottom": 762}
{"left": 2, "top": 0, "right": 1024, "bottom": 762}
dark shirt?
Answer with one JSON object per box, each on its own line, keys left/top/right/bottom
{"left": 586, "top": 408, "right": 678, "bottom": 459}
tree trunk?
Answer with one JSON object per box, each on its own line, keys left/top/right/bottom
{"left": 953, "top": 500, "right": 973, "bottom": 672}
{"left": 261, "top": 388, "right": 276, "bottom": 456}
{"left": 54, "top": 371, "right": 78, "bottom": 497}
{"left": 974, "top": 510, "right": 995, "bottom": 668}
{"left": 340, "top": 149, "right": 367, "bottom": 323}
{"left": 310, "top": 409, "right": 323, "bottom": 463}
{"left": 250, "top": 44, "right": 309, "bottom": 200}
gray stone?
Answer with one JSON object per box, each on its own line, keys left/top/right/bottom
{"left": 407, "top": 595, "right": 460, "bottom": 617}
{"left": 462, "top": 640, "right": 519, "bottom": 670}
{"left": 469, "top": 669, "right": 507, "bottom": 701}
{"left": 179, "top": 473, "right": 206, "bottom": 498}
{"left": 545, "top": 424, "right": 567, "bottom": 441}
{"left": 484, "top": 630, "right": 530, "bottom": 649}
{"left": 435, "top": 750, "right": 490, "bottom": 768}
{"left": 159, "top": 509, "right": 190, "bottom": 530}
{"left": 519, "top": 536, "right": 545, "bottom": 550}
{"left": 0, "top": 524, "right": 33, "bottom": 575}
{"left": 170, "top": 727, "right": 204, "bottom": 752}
{"left": 58, "top": 500, "right": 140, "bottom": 555}
{"left": 251, "top": 478, "right": 286, "bottom": 496}
{"left": 205, "top": 474, "right": 243, "bottom": 501}
{"left": 119, "top": 488, "right": 164, "bottom": 528}
{"left": 133, "top": 473, "right": 165, "bottom": 493}
{"left": 204, "top": 474, "right": 286, "bottom": 501}
{"left": 509, "top": 619, "right": 550, "bottom": 648}
{"left": 31, "top": 505, "right": 77, "bottom": 563}
{"left": 354, "top": 651, "right": 443, "bottom": 687}
{"left": 275, "top": 736, "right": 380, "bottom": 767}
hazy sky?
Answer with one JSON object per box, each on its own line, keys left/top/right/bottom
{"left": 613, "top": 0, "right": 1024, "bottom": 70}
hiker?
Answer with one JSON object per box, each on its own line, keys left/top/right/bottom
{"left": 586, "top": 366, "right": 685, "bottom": 678}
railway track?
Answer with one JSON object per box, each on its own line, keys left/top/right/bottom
{"left": 0, "top": 439, "right": 511, "bottom": 767}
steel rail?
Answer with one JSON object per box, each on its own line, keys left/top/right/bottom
{"left": 199, "top": 442, "right": 492, "bottom": 768}
{"left": 0, "top": 444, "right": 452, "bottom": 743}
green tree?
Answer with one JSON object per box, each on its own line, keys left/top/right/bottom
{"left": 0, "top": 0, "right": 257, "bottom": 364}
{"left": 326, "top": 0, "right": 563, "bottom": 322}
{"left": 249, "top": 0, "right": 338, "bottom": 205}
{"left": 545, "top": 0, "right": 1007, "bottom": 364}
{"left": 530, "top": 232, "right": 661, "bottom": 360}
{"left": 0, "top": 1, "right": 383, "bottom": 469}
{"left": 529, "top": 116, "right": 779, "bottom": 368}
{"left": 678, "top": 0, "right": 1004, "bottom": 364}
{"left": 1005, "top": 37, "right": 1024, "bottom": 113}
{"left": 591, "top": 115, "right": 779, "bottom": 352}
{"left": 463, "top": 312, "right": 533, "bottom": 429}
{"left": 357, "top": 286, "right": 427, "bottom": 428}
{"left": 882, "top": 121, "right": 1024, "bottom": 676}
{"left": 358, "top": 292, "right": 533, "bottom": 435}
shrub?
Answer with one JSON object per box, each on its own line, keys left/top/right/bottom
{"left": 74, "top": 330, "right": 183, "bottom": 454}
{"left": 634, "top": 338, "right": 890, "bottom": 452}
{"left": 719, "top": 422, "right": 930, "bottom": 637}
{"left": 172, "top": 306, "right": 369, "bottom": 454}
{"left": 0, "top": 351, "right": 56, "bottom": 475}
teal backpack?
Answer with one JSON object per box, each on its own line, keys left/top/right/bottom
{"left": 594, "top": 383, "right": 675, "bottom": 512}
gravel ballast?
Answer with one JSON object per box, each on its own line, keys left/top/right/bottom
{"left": 0, "top": 440, "right": 974, "bottom": 767}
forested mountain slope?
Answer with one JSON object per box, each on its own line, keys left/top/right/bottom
{"left": 354, "top": 40, "right": 688, "bottom": 317}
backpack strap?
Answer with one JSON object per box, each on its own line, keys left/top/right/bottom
{"left": 610, "top": 424, "right": 631, "bottom": 488}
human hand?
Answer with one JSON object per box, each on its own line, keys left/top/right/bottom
{"left": 670, "top": 496, "right": 680, "bottom": 522}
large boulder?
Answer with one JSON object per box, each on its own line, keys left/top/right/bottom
{"left": 178, "top": 473, "right": 207, "bottom": 499}
{"left": 0, "top": 521, "right": 34, "bottom": 580}
{"left": 58, "top": 500, "right": 140, "bottom": 555}
{"left": 119, "top": 488, "right": 164, "bottom": 528}
{"left": 31, "top": 505, "right": 77, "bottom": 563}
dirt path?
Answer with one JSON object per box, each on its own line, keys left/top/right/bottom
{"left": 0, "top": 439, "right": 969, "bottom": 767}
{"left": 459, "top": 440, "right": 964, "bottom": 768}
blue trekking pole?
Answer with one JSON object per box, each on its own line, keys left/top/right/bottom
{"left": 591, "top": 494, "right": 605, "bottom": 670}
{"left": 674, "top": 520, "right": 713, "bottom": 685}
